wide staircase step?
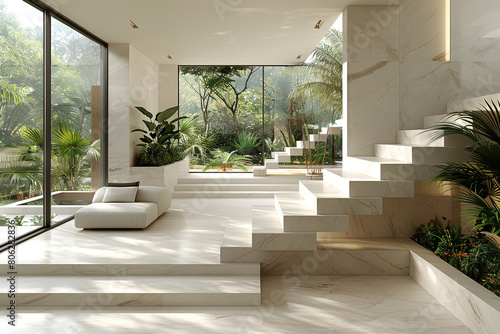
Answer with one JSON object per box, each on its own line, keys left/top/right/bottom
{"left": 299, "top": 180, "right": 383, "bottom": 215}
{"left": 252, "top": 206, "right": 316, "bottom": 250}
{"left": 343, "top": 156, "right": 441, "bottom": 180}
{"left": 0, "top": 274, "right": 261, "bottom": 307}
{"left": 275, "top": 193, "right": 349, "bottom": 232}
{"left": 374, "top": 144, "right": 470, "bottom": 163}
{"left": 175, "top": 183, "right": 298, "bottom": 192}
{"left": 323, "top": 169, "right": 414, "bottom": 198}
{"left": 397, "top": 129, "right": 471, "bottom": 147}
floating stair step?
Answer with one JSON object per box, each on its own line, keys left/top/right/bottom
{"left": 374, "top": 144, "right": 470, "bottom": 163}
{"left": 273, "top": 152, "right": 291, "bottom": 163}
{"left": 275, "top": 193, "right": 349, "bottom": 232}
{"left": 264, "top": 159, "right": 279, "bottom": 169}
{"left": 0, "top": 274, "right": 261, "bottom": 306}
{"left": 309, "top": 134, "right": 328, "bottom": 142}
{"left": 175, "top": 183, "right": 298, "bottom": 192}
{"left": 323, "top": 169, "right": 414, "bottom": 198}
{"left": 285, "top": 147, "right": 304, "bottom": 156}
{"left": 423, "top": 113, "right": 465, "bottom": 128}
{"left": 172, "top": 190, "right": 292, "bottom": 198}
{"left": 296, "top": 141, "right": 316, "bottom": 149}
{"left": 397, "top": 130, "right": 471, "bottom": 147}
{"left": 344, "top": 156, "right": 442, "bottom": 180}
{"left": 299, "top": 180, "right": 383, "bottom": 215}
{"left": 252, "top": 206, "right": 316, "bottom": 250}
{"left": 321, "top": 125, "right": 342, "bottom": 135}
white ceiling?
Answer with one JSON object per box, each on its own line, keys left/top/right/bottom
{"left": 41, "top": 0, "right": 397, "bottom": 65}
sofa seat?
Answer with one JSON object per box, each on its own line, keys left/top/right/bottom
{"left": 74, "top": 185, "right": 170, "bottom": 229}
{"left": 75, "top": 202, "right": 159, "bottom": 229}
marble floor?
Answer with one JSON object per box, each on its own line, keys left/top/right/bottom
{"left": 0, "top": 198, "right": 472, "bottom": 333}
{"left": 3, "top": 276, "right": 472, "bottom": 334}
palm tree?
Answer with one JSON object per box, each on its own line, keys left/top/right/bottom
{"left": 427, "top": 100, "right": 500, "bottom": 233}
{"left": 202, "top": 150, "right": 249, "bottom": 172}
{"left": 290, "top": 29, "right": 343, "bottom": 112}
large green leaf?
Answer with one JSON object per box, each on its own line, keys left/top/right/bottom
{"left": 157, "top": 106, "right": 179, "bottom": 123}
{"left": 135, "top": 106, "right": 153, "bottom": 119}
{"left": 143, "top": 120, "right": 156, "bottom": 132}
{"left": 140, "top": 137, "right": 152, "bottom": 144}
{"left": 131, "top": 129, "right": 148, "bottom": 134}
{"left": 168, "top": 116, "right": 188, "bottom": 124}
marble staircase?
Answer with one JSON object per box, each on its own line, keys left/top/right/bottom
{"left": 221, "top": 96, "right": 475, "bottom": 260}
{"left": 264, "top": 120, "right": 343, "bottom": 170}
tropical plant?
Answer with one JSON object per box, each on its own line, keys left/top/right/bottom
{"left": 427, "top": 100, "right": 500, "bottom": 233}
{"left": 202, "top": 150, "right": 250, "bottom": 172}
{"left": 131, "top": 106, "right": 186, "bottom": 147}
{"left": 264, "top": 137, "right": 285, "bottom": 155}
{"left": 233, "top": 131, "right": 261, "bottom": 155}
{"left": 178, "top": 117, "right": 214, "bottom": 161}
{"left": 290, "top": 28, "right": 343, "bottom": 112}
{"left": 51, "top": 126, "right": 100, "bottom": 190}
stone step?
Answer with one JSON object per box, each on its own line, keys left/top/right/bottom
{"left": 174, "top": 183, "right": 298, "bottom": 192}
{"left": 274, "top": 193, "right": 349, "bottom": 232}
{"left": 172, "top": 190, "right": 293, "bottom": 198}
{"left": 264, "top": 159, "right": 279, "bottom": 169}
{"left": 178, "top": 174, "right": 306, "bottom": 184}
{"left": 374, "top": 144, "right": 470, "bottom": 163}
{"left": 299, "top": 180, "right": 383, "bottom": 215}
{"left": 320, "top": 125, "right": 342, "bottom": 135}
{"left": 344, "top": 156, "right": 440, "bottom": 180}
{"left": 273, "top": 152, "right": 291, "bottom": 163}
{"left": 309, "top": 134, "right": 328, "bottom": 142}
{"left": 397, "top": 130, "right": 471, "bottom": 147}
{"left": 323, "top": 169, "right": 414, "bottom": 198}
{"left": 296, "top": 141, "right": 316, "bottom": 149}
{"left": 220, "top": 222, "right": 254, "bottom": 263}
{"left": 423, "top": 113, "right": 465, "bottom": 129}
{"left": 285, "top": 147, "right": 304, "bottom": 156}
{"left": 0, "top": 274, "right": 261, "bottom": 306}
{"left": 447, "top": 93, "right": 500, "bottom": 113}
{"left": 0, "top": 263, "right": 260, "bottom": 276}
{"left": 251, "top": 206, "right": 316, "bottom": 250}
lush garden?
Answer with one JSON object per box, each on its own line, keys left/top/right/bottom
{"left": 0, "top": 1, "right": 101, "bottom": 231}
{"left": 178, "top": 29, "right": 343, "bottom": 172}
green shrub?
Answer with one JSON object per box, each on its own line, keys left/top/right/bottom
{"left": 136, "top": 143, "right": 182, "bottom": 166}
{"left": 232, "top": 131, "right": 261, "bottom": 155}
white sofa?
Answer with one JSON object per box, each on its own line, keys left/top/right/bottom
{"left": 75, "top": 186, "right": 170, "bottom": 229}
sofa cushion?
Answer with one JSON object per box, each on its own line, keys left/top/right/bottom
{"left": 102, "top": 186, "right": 138, "bottom": 203}
{"left": 136, "top": 186, "right": 170, "bottom": 216}
{"left": 75, "top": 202, "right": 159, "bottom": 229}
{"left": 92, "top": 187, "right": 107, "bottom": 203}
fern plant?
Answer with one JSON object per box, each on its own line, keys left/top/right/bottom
{"left": 202, "top": 150, "right": 249, "bottom": 172}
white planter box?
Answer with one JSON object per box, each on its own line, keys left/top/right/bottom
{"left": 408, "top": 241, "right": 500, "bottom": 334}
{"left": 129, "top": 158, "right": 189, "bottom": 193}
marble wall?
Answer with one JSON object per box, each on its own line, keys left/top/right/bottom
{"left": 108, "top": 44, "right": 178, "bottom": 184}
{"left": 343, "top": 0, "right": 500, "bottom": 157}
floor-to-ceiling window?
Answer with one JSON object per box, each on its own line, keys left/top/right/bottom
{"left": 0, "top": 0, "right": 107, "bottom": 245}
{"left": 179, "top": 65, "right": 342, "bottom": 172}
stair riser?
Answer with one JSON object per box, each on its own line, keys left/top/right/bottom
{"left": 299, "top": 183, "right": 382, "bottom": 215}
{"left": 275, "top": 155, "right": 291, "bottom": 163}
{"left": 252, "top": 234, "right": 317, "bottom": 250}
{"left": 309, "top": 134, "right": 328, "bottom": 142}
{"left": 1, "top": 293, "right": 260, "bottom": 307}
{"left": 397, "top": 131, "right": 471, "bottom": 147}
{"left": 296, "top": 141, "right": 316, "bottom": 149}
{"left": 0, "top": 264, "right": 260, "bottom": 275}
{"left": 375, "top": 145, "right": 471, "bottom": 163}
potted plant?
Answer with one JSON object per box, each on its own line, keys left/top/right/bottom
{"left": 132, "top": 106, "right": 186, "bottom": 166}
